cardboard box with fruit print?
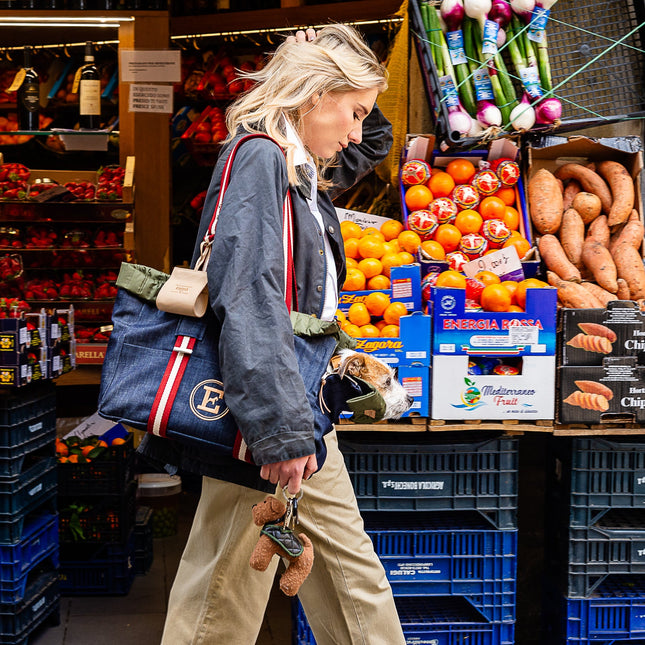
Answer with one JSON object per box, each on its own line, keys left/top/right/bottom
{"left": 398, "top": 136, "right": 540, "bottom": 280}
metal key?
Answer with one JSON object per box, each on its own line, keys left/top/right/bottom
{"left": 282, "top": 488, "right": 302, "bottom": 531}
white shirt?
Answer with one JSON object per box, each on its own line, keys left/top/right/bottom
{"left": 283, "top": 117, "right": 339, "bottom": 321}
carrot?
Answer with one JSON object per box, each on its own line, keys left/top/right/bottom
{"left": 609, "top": 209, "right": 643, "bottom": 253}
{"left": 528, "top": 169, "right": 563, "bottom": 235}
{"left": 580, "top": 281, "right": 617, "bottom": 307}
{"left": 562, "top": 180, "right": 581, "bottom": 211}
{"left": 596, "top": 160, "right": 635, "bottom": 227}
{"left": 571, "top": 192, "right": 602, "bottom": 225}
{"left": 559, "top": 208, "right": 585, "bottom": 268}
{"left": 581, "top": 238, "right": 618, "bottom": 293}
{"left": 586, "top": 215, "right": 610, "bottom": 248}
{"left": 554, "top": 164, "right": 613, "bottom": 214}
{"left": 547, "top": 271, "right": 603, "bottom": 308}
{"left": 613, "top": 242, "right": 645, "bottom": 299}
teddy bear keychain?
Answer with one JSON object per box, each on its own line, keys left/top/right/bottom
{"left": 249, "top": 490, "right": 314, "bottom": 596}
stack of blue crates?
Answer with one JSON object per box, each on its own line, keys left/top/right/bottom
{"left": 0, "top": 383, "right": 60, "bottom": 644}
{"left": 294, "top": 432, "right": 520, "bottom": 644}
{"left": 58, "top": 432, "right": 137, "bottom": 596}
{"left": 548, "top": 436, "right": 645, "bottom": 644}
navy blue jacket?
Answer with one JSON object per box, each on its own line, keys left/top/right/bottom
{"left": 139, "top": 105, "right": 392, "bottom": 490}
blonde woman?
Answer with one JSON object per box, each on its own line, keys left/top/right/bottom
{"left": 144, "top": 25, "right": 405, "bottom": 645}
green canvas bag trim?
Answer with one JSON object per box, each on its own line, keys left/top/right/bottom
{"left": 116, "top": 262, "right": 169, "bottom": 303}
{"left": 344, "top": 375, "right": 387, "bottom": 424}
{"left": 116, "top": 264, "right": 356, "bottom": 350}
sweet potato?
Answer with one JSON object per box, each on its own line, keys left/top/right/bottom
{"left": 616, "top": 278, "right": 631, "bottom": 300}
{"left": 547, "top": 271, "right": 604, "bottom": 308}
{"left": 581, "top": 238, "right": 618, "bottom": 293}
{"left": 574, "top": 380, "right": 614, "bottom": 401}
{"left": 577, "top": 322, "right": 617, "bottom": 342}
{"left": 596, "top": 160, "right": 634, "bottom": 226}
{"left": 528, "top": 169, "right": 563, "bottom": 234}
{"left": 554, "top": 164, "right": 613, "bottom": 214}
{"left": 572, "top": 192, "right": 602, "bottom": 224}
{"left": 580, "top": 281, "right": 617, "bottom": 307}
{"left": 613, "top": 242, "right": 645, "bottom": 299}
{"left": 559, "top": 208, "right": 585, "bottom": 268}
{"left": 539, "top": 234, "right": 582, "bottom": 282}
{"left": 609, "top": 209, "right": 643, "bottom": 253}
{"left": 563, "top": 391, "right": 609, "bottom": 411}
{"left": 562, "top": 180, "right": 581, "bottom": 211}
{"left": 587, "top": 215, "right": 610, "bottom": 248}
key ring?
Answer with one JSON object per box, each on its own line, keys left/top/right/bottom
{"left": 281, "top": 486, "right": 303, "bottom": 502}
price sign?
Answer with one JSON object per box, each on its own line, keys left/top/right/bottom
{"left": 463, "top": 246, "right": 524, "bottom": 282}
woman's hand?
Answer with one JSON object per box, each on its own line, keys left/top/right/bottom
{"left": 260, "top": 454, "right": 318, "bottom": 495}
{"left": 285, "top": 28, "right": 316, "bottom": 44}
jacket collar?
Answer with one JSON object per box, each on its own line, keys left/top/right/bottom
{"left": 283, "top": 116, "right": 316, "bottom": 200}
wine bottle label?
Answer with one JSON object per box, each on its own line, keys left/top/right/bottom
{"left": 439, "top": 75, "right": 459, "bottom": 108}
{"left": 446, "top": 31, "right": 468, "bottom": 67}
{"left": 473, "top": 68, "right": 495, "bottom": 102}
{"left": 519, "top": 66, "right": 543, "bottom": 99}
{"left": 7, "top": 70, "right": 25, "bottom": 94}
{"left": 528, "top": 8, "right": 550, "bottom": 43}
{"left": 80, "top": 79, "right": 101, "bottom": 116}
{"left": 481, "top": 20, "right": 499, "bottom": 56}
{"left": 22, "top": 83, "right": 40, "bottom": 112}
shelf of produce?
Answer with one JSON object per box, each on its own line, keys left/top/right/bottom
{"left": 0, "top": 202, "right": 133, "bottom": 222}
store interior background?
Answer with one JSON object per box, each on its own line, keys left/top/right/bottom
{"left": 2, "top": 0, "right": 643, "bottom": 642}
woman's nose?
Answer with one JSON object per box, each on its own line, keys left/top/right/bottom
{"left": 348, "top": 125, "right": 362, "bottom": 145}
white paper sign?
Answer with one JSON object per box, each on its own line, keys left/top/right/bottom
{"left": 129, "top": 84, "right": 174, "bottom": 113}
{"left": 120, "top": 50, "right": 181, "bottom": 83}
{"left": 463, "top": 246, "right": 524, "bottom": 281}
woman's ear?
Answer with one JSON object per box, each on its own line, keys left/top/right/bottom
{"left": 310, "top": 93, "right": 321, "bottom": 106}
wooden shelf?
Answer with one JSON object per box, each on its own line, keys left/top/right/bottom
{"left": 170, "top": 0, "right": 402, "bottom": 37}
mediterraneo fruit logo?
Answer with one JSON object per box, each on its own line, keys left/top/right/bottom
{"left": 452, "top": 377, "right": 485, "bottom": 410}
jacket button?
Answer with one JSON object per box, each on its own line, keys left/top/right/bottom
{"left": 319, "top": 249, "right": 324, "bottom": 256}
{"left": 316, "top": 285, "right": 323, "bottom": 292}
{"left": 327, "top": 225, "right": 335, "bottom": 234}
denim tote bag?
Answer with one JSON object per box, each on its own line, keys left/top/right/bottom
{"left": 98, "top": 133, "right": 313, "bottom": 465}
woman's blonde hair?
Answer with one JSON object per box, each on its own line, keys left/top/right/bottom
{"left": 226, "top": 24, "right": 388, "bottom": 187}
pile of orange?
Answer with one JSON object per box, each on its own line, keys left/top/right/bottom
{"left": 336, "top": 295, "right": 408, "bottom": 339}
{"left": 402, "top": 158, "right": 532, "bottom": 262}
{"left": 341, "top": 218, "right": 421, "bottom": 292}
{"left": 433, "top": 270, "right": 550, "bottom": 313}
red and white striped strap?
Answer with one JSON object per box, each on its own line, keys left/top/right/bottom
{"left": 148, "top": 336, "right": 196, "bottom": 438}
{"left": 148, "top": 134, "right": 298, "bottom": 460}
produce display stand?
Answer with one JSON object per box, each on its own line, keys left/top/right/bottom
{"left": 409, "top": 0, "right": 645, "bottom": 149}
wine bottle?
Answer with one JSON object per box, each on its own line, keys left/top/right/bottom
{"left": 79, "top": 42, "right": 101, "bottom": 130}
{"left": 17, "top": 47, "right": 40, "bottom": 131}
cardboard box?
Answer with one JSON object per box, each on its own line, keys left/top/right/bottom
{"left": 432, "top": 354, "right": 555, "bottom": 420}
{"left": 338, "top": 264, "right": 423, "bottom": 315}
{"left": 432, "top": 286, "right": 558, "bottom": 356}
{"left": 560, "top": 301, "right": 645, "bottom": 366}
{"left": 349, "top": 312, "right": 431, "bottom": 367}
{"left": 526, "top": 135, "right": 644, "bottom": 244}
{"left": 400, "top": 138, "right": 541, "bottom": 279}
{"left": 558, "top": 357, "right": 645, "bottom": 424}
{"left": 75, "top": 343, "right": 108, "bottom": 365}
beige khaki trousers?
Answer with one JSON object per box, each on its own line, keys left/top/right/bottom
{"left": 161, "top": 430, "right": 405, "bottom": 645}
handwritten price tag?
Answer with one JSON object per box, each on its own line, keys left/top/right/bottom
{"left": 463, "top": 246, "right": 525, "bottom": 282}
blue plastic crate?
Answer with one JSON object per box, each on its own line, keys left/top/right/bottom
{"left": 340, "top": 433, "right": 519, "bottom": 529}
{"left": 0, "top": 568, "right": 59, "bottom": 645}
{"left": 0, "top": 385, "right": 56, "bottom": 427}
{"left": 365, "top": 512, "right": 517, "bottom": 622}
{"left": 553, "top": 437, "right": 645, "bottom": 528}
{"left": 0, "top": 417, "right": 56, "bottom": 479}
{"left": 0, "top": 514, "right": 58, "bottom": 594}
{"left": 563, "top": 509, "right": 645, "bottom": 597}
{"left": 0, "top": 459, "right": 57, "bottom": 543}
{"left": 565, "top": 576, "right": 645, "bottom": 643}
{"left": 59, "top": 531, "right": 136, "bottom": 596}
{"left": 293, "top": 596, "right": 515, "bottom": 645}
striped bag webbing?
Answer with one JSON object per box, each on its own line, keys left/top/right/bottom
{"left": 148, "top": 134, "right": 297, "bottom": 464}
